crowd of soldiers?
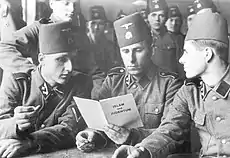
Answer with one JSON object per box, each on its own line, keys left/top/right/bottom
{"left": 0, "top": 0, "right": 229, "bottom": 158}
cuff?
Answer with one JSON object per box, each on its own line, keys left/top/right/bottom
{"left": 120, "top": 128, "right": 141, "bottom": 146}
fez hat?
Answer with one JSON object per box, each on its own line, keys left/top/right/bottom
{"left": 193, "top": 0, "right": 217, "bottom": 13}
{"left": 168, "top": 5, "right": 181, "bottom": 18}
{"left": 114, "top": 12, "right": 151, "bottom": 48}
{"left": 140, "top": 8, "right": 148, "bottom": 20}
{"left": 39, "top": 22, "right": 76, "bottom": 54}
{"left": 185, "top": 11, "right": 228, "bottom": 45}
{"left": 187, "top": 5, "right": 196, "bottom": 16}
{"left": 148, "top": 0, "right": 168, "bottom": 13}
{"left": 89, "top": 5, "right": 107, "bottom": 21}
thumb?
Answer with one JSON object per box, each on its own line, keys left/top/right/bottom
{"left": 87, "top": 131, "right": 95, "bottom": 142}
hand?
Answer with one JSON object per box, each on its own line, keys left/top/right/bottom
{"left": 103, "top": 124, "right": 130, "bottom": 145}
{"left": 75, "top": 129, "right": 97, "bottom": 152}
{"left": 112, "top": 145, "right": 150, "bottom": 158}
{"left": 14, "top": 105, "right": 41, "bottom": 132}
{"left": 0, "top": 139, "right": 32, "bottom": 158}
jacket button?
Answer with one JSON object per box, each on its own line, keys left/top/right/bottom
{"left": 215, "top": 116, "right": 222, "bottom": 122}
{"left": 132, "top": 84, "right": 137, "bottom": 89}
{"left": 120, "top": 69, "right": 124, "bottom": 73}
{"left": 154, "top": 108, "right": 159, "bottom": 113}
{"left": 212, "top": 96, "right": 218, "bottom": 101}
{"left": 41, "top": 124, "right": 45, "bottom": 128}
{"left": 221, "top": 139, "right": 227, "bottom": 144}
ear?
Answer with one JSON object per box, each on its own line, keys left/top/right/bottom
{"left": 204, "top": 47, "right": 214, "bottom": 63}
{"left": 38, "top": 53, "right": 45, "bottom": 65}
{"left": 49, "top": 0, "right": 54, "bottom": 10}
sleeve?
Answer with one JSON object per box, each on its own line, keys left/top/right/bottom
{"left": 137, "top": 87, "right": 192, "bottom": 158}
{"left": 122, "top": 77, "right": 183, "bottom": 146}
{"left": 29, "top": 100, "right": 86, "bottom": 153}
{"left": 0, "top": 21, "right": 41, "bottom": 72}
{"left": 0, "top": 73, "right": 21, "bottom": 139}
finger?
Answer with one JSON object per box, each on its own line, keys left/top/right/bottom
{"left": 1, "top": 144, "right": 13, "bottom": 158}
{"left": 76, "top": 132, "right": 89, "bottom": 144}
{"left": 16, "top": 122, "right": 32, "bottom": 131}
{"left": 127, "top": 149, "right": 140, "bottom": 158}
{"left": 14, "top": 106, "right": 35, "bottom": 113}
{"left": 87, "top": 131, "right": 96, "bottom": 142}
{"left": 0, "top": 145, "right": 7, "bottom": 157}
{"left": 5, "top": 147, "right": 18, "bottom": 158}
{"left": 112, "top": 145, "right": 128, "bottom": 158}
{"left": 15, "top": 111, "right": 37, "bottom": 119}
{"left": 33, "top": 105, "right": 41, "bottom": 112}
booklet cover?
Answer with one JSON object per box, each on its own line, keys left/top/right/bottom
{"left": 73, "top": 94, "right": 143, "bottom": 131}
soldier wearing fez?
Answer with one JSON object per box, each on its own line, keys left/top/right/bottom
{"left": 76, "top": 12, "right": 183, "bottom": 154}
{"left": 113, "top": 11, "right": 230, "bottom": 158}
{"left": 0, "top": 22, "right": 92, "bottom": 158}
{"left": 192, "top": 0, "right": 217, "bottom": 14}
{"left": 147, "top": 0, "right": 185, "bottom": 79}
{"left": 186, "top": 5, "right": 196, "bottom": 30}
{"left": 0, "top": 0, "right": 104, "bottom": 94}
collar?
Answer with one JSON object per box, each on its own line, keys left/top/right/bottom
{"left": 36, "top": 66, "right": 64, "bottom": 100}
{"left": 201, "top": 65, "right": 230, "bottom": 100}
{"left": 151, "top": 26, "right": 167, "bottom": 37}
{"left": 212, "top": 65, "right": 230, "bottom": 99}
{"left": 125, "top": 63, "right": 157, "bottom": 89}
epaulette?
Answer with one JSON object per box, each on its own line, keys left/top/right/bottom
{"left": 39, "top": 18, "right": 52, "bottom": 24}
{"left": 184, "top": 77, "right": 202, "bottom": 87}
{"left": 159, "top": 71, "right": 178, "bottom": 79}
{"left": 12, "top": 72, "right": 31, "bottom": 81}
{"left": 108, "top": 67, "right": 126, "bottom": 77}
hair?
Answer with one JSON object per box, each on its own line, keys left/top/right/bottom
{"left": 190, "top": 39, "right": 229, "bottom": 63}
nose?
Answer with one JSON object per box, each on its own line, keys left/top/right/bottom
{"left": 179, "top": 53, "right": 185, "bottom": 65}
{"left": 130, "top": 50, "right": 136, "bottom": 64}
{"left": 65, "top": 59, "right": 73, "bottom": 72}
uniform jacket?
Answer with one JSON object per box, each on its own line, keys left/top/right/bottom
{"left": 92, "top": 63, "right": 183, "bottom": 145}
{"left": 0, "top": 67, "right": 92, "bottom": 153}
{"left": 151, "top": 27, "right": 185, "bottom": 79}
{"left": 139, "top": 66, "right": 230, "bottom": 158}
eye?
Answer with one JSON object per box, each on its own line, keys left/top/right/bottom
{"left": 134, "top": 47, "right": 144, "bottom": 53}
{"left": 121, "top": 49, "right": 129, "bottom": 54}
{"left": 56, "top": 56, "right": 68, "bottom": 63}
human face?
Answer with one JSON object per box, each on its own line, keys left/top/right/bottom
{"left": 40, "top": 52, "right": 75, "bottom": 86}
{"left": 165, "top": 16, "right": 182, "bottom": 33}
{"left": 179, "top": 41, "right": 207, "bottom": 78}
{"left": 187, "top": 14, "right": 196, "bottom": 29}
{"left": 148, "top": 10, "right": 166, "bottom": 30}
{"left": 120, "top": 41, "right": 151, "bottom": 78}
{"left": 49, "top": 0, "right": 78, "bottom": 22}
{"left": 88, "top": 19, "right": 105, "bottom": 37}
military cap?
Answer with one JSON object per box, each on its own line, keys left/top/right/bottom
{"left": 185, "top": 11, "right": 228, "bottom": 45}
{"left": 168, "top": 5, "right": 181, "bottom": 18}
{"left": 193, "top": 0, "right": 217, "bottom": 13}
{"left": 148, "top": 0, "right": 168, "bottom": 13}
{"left": 114, "top": 12, "right": 151, "bottom": 48}
{"left": 89, "top": 5, "right": 107, "bottom": 21}
{"left": 187, "top": 5, "right": 196, "bottom": 16}
{"left": 39, "top": 21, "right": 76, "bottom": 54}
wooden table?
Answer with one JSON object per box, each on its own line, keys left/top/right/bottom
{"left": 22, "top": 145, "right": 117, "bottom": 158}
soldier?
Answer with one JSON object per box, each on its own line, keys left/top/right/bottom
{"left": 193, "top": 0, "right": 217, "bottom": 14}
{"left": 112, "top": 11, "right": 230, "bottom": 158}
{"left": 147, "top": 0, "right": 185, "bottom": 79}
{"left": 87, "top": 5, "right": 119, "bottom": 74}
{"left": 0, "top": 0, "right": 105, "bottom": 94}
{"left": 186, "top": 5, "right": 196, "bottom": 29}
{"left": 165, "top": 5, "right": 184, "bottom": 37}
{"left": 76, "top": 13, "right": 183, "bottom": 153}
{"left": 0, "top": 21, "right": 92, "bottom": 158}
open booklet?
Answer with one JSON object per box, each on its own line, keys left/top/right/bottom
{"left": 73, "top": 94, "right": 143, "bottom": 131}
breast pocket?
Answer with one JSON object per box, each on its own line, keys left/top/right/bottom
{"left": 144, "top": 103, "right": 164, "bottom": 129}
{"left": 193, "top": 110, "right": 206, "bottom": 127}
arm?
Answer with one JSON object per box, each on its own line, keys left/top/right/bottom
{"left": 29, "top": 101, "right": 85, "bottom": 153}
{"left": 137, "top": 87, "right": 191, "bottom": 158}
{"left": 124, "top": 77, "right": 183, "bottom": 146}
{"left": 0, "top": 21, "right": 41, "bottom": 72}
{"left": 0, "top": 73, "right": 22, "bottom": 139}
